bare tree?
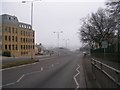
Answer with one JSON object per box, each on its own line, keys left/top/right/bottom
{"left": 79, "top": 8, "right": 116, "bottom": 49}
{"left": 106, "top": 0, "right": 120, "bottom": 52}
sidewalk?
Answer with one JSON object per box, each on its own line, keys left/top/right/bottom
{"left": 1, "top": 54, "right": 54, "bottom": 64}
{"left": 82, "top": 55, "right": 100, "bottom": 88}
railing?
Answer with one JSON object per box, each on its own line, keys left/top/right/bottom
{"left": 91, "top": 58, "right": 120, "bottom": 88}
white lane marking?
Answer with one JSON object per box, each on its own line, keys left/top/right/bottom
{"left": 17, "top": 74, "right": 25, "bottom": 82}
{"left": 1, "top": 62, "right": 37, "bottom": 71}
{"left": 73, "top": 64, "right": 80, "bottom": 88}
{"left": 0, "top": 82, "right": 17, "bottom": 87}
{"left": 1, "top": 67, "right": 44, "bottom": 87}
{"left": 41, "top": 67, "right": 43, "bottom": 71}
{"left": 39, "top": 57, "right": 56, "bottom": 61}
{"left": 51, "top": 64, "right": 54, "bottom": 67}
{"left": 1, "top": 57, "right": 57, "bottom": 71}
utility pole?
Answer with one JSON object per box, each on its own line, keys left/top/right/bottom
{"left": 53, "top": 31, "right": 63, "bottom": 48}
{"left": 22, "top": 0, "right": 41, "bottom": 59}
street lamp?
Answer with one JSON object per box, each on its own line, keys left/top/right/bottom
{"left": 22, "top": 0, "right": 41, "bottom": 27}
{"left": 22, "top": 0, "right": 41, "bottom": 59}
{"left": 53, "top": 31, "right": 63, "bottom": 48}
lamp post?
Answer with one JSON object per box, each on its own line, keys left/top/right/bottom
{"left": 53, "top": 31, "right": 63, "bottom": 56}
{"left": 53, "top": 31, "right": 63, "bottom": 48}
{"left": 22, "top": 0, "right": 41, "bottom": 27}
{"left": 22, "top": 0, "right": 41, "bottom": 59}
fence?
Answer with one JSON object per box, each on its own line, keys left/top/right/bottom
{"left": 91, "top": 58, "right": 120, "bottom": 88}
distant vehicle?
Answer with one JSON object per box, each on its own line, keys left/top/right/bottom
{"left": 83, "top": 52, "right": 87, "bottom": 56}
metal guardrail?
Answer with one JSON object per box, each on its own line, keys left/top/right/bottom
{"left": 91, "top": 58, "right": 120, "bottom": 88}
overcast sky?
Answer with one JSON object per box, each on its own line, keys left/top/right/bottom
{"left": 1, "top": 0, "right": 106, "bottom": 50}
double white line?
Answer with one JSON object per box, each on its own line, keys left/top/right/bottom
{"left": 73, "top": 64, "right": 80, "bottom": 89}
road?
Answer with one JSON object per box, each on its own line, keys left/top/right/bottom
{"left": 1, "top": 53, "right": 95, "bottom": 88}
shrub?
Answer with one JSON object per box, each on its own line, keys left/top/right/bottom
{"left": 2, "top": 51, "right": 11, "bottom": 57}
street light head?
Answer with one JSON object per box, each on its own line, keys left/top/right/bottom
{"left": 22, "top": 1, "right": 26, "bottom": 3}
{"left": 60, "top": 31, "right": 63, "bottom": 33}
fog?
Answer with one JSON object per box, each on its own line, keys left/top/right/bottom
{"left": 1, "top": 0, "right": 106, "bottom": 50}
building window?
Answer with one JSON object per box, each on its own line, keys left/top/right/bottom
{"left": 21, "top": 45, "right": 22, "bottom": 50}
{"left": 33, "top": 32, "right": 34, "bottom": 37}
{"left": 21, "top": 31, "right": 22, "bottom": 35}
{"left": 26, "top": 32, "right": 27, "bottom": 36}
{"left": 12, "top": 28, "right": 14, "bottom": 33}
{"left": 24, "top": 31, "right": 25, "bottom": 36}
{"left": 5, "top": 36, "right": 7, "bottom": 41}
{"left": 12, "top": 45, "right": 14, "bottom": 50}
{"left": 24, "top": 45, "right": 25, "bottom": 49}
{"left": 33, "top": 45, "right": 34, "bottom": 49}
{"left": 21, "top": 38, "right": 22, "bottom": 42}
{"left": 5, "top": 45, "right": 7, "bottom": 50}
{"left": 12, "top": 36, "right": 14, "bottom": 41}
{"left": 9, "top": 45, "right": 11, "bottom": 50}
{"left": 16, "top": 45, "right": 18, "bottom": 50}
{"left": 16, "top": 28, "right": 17, "bottom": 34}
{"left": 26, "top": 38, "right": 27, "bottom": 43}
{"left": 23, "top": 38, "right": 25, "bottom": 43}
{"left": 9, "top": 36, "right": 11, "bottom": 41}
{"left": 9, "top": 17, "right": 11, "bottom": 20}
{"left": 33, "top": 39, "right": 34, "bottom": 43}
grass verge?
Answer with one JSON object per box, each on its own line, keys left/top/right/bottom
{"left": 2, "top": 59, "right": 39, "bottom": 69}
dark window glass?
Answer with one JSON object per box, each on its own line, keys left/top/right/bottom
{"left": 16, "top": 45, "right": 18, "bottom": 50}
{"left": 5, "top": 36, "right": 7, "bottom": 41}
{"left": 9, "top": 45, "right": 11, "bottom": 50}
{"left": 21, "top": 45, "right": 22, "bottom": 50}
{"left": 21, "top": 38, "right": 22, "bottom": 42}
{"left": 12, "top": 45, "right": 14, "bottom": 50}
{"left": 9, "top": 36, "right": 11, "bottom": 41}
{"left": 24, "top": 45, "right": 25, "bottom": 49}
{"left": 12, "top": 28, "right": 14, "bottom": 33}
{"left": 5, "top": 45, "right": 7, "bottom": 50}
{"left": 23, "top": 38, "right": 25, "bottom": 43}
{"left": 12, "top": 36, "right": 14, "bottom": 41}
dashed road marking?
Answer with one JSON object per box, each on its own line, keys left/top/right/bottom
{"left": 39, "top": 57, "right": 56, "bottom": 61}
{"left": 17, "top": 75, "right": 25, "bottom": 82}
{"left": 41, "top": 67, "right": 43, "bottom": 71}
{"left": 51, "top": 64, "right": 54, "bottom": 67}
{"left": 73, "top": 64, "right": 80, "bottom": 89}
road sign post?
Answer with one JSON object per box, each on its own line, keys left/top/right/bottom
{"left": 102, "top": 41, "right": 108, "bottom": 58}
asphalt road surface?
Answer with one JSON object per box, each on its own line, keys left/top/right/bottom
{"left": 1, "top": 53, "right": 87, "bottom": 88}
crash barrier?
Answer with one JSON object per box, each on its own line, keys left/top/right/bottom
{"left": 91, "top": 58, "right": 120, "bottom": 88}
